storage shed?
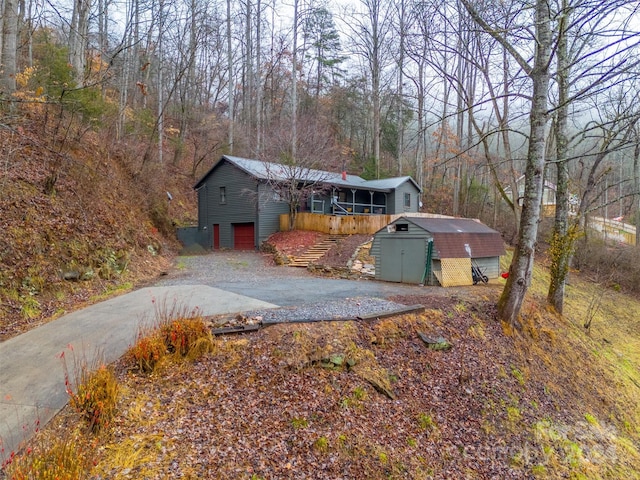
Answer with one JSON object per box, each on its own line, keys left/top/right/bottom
{"left": 371, "top": 217, "right": 505, "bottom": 286}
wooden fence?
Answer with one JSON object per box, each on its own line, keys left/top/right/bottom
{"left": 279, "top": 212, "right": 453, "bottom": 235}
{"left": 588, "top": 216, "right": 637, "bottom": 245}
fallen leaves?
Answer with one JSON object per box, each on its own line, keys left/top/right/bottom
{"left": 12, "top": 292, "right": 640, "bottom": 479}
{"left": 87, "top": 308, "right": 545, "bottom": 479}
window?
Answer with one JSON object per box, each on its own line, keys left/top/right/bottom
{"left": 396, "top": 223, "right": 409, "bottom": 232}
{"left": 404, "top": 192, "right": 411, "bottom": 208}
{"left": 219, "top": 186, "right": 226, "bottom": 204}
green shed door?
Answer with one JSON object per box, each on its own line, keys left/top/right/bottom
{"left": 379, "top": 238, "right": 426, "bottom": 284}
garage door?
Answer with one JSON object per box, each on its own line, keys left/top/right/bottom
{"left": 233, "top": 223, "right": 255, "bottom": 250}
{"left": 379, "top": 238, "right": 426, "bottom": 284}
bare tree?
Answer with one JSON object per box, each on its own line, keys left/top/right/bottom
{"left": 261, "top": 114, "right": 343, "bottom": 229}
{"left": 344, "top": 0, "right": 393, "bottom": 179}
{"left": 226, "top": 0, "right": 234, "bottom": 153}
{"left": 291, "top": 0, "right": 300, "bottom": 162}
{"left": 462, "top": 0, "right": 553, "bottom": 327}
{"left": 547, "top": 0, "right": 640, "bottom": 313}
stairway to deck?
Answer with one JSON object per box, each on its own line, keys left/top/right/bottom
{"left": 288, "top": 235, "right": 343, "bottom": 267}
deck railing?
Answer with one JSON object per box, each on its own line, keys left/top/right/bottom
{"left": 279, "top": 212, "right": 453, "bottom": 235}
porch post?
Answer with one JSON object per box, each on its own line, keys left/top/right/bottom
{"left": 351, "top": 189, "right": 357, "bottom": 214}
{"left": 369, "top": 191, "right": 374, "bottom": 214}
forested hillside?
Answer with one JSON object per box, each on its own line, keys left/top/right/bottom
{"left": 2, "top": 0, "right": 640, "bottom": 333}
{"left": 0, "top": 102, "right": 197, "bottom": 338}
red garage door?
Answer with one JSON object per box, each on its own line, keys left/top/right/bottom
{"left": 233, "top": 223, "right": 255, "bottom": 250}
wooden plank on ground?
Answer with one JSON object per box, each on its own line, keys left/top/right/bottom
{"left": 357, "top": 304, "right": 425, "bottom": 321}
{"left": 211, "top": 324, "right": 261, "bottom": 335}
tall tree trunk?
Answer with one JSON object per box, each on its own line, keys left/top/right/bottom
{"left": 547, "top": 1, "right": 572, "bottom": 314}
{"left": 156, "top": 0, "right": 164, "bottom": 164}
{"left": 497, "top": 0, "right": 552, "bottom": 327}
{"left": 434, "top": 5, "right": 450, "bottom": 181}
{"left": 244, "top": 0, "right": 253, "bottom": 136}
{"left": 634, "top": 137, "right": 640, "bottom": 246}
{"left": 226, "top": 0, "right": 234, "bottom": 153}
{"left": 415, "top": 57, "right": 425, "bottom": 191}
{"left": 291, "top": 0, "right": 299, "bottom": 162}
{"left": 255, "top": 0, "right": 262, "bottom": 156}
{"left": 453, "top": 8, "right": 466, "bottom": 216}
{"left": 1, "top": 0, "right": 18, "bottom": 95}
{"left": 370, "top": 0, "right": 381, "bottom": 178}
{"left": 69, "top": 0, "right": 91, "bottom": 85}
{"left": 396, "top": 0, "right": 405, "bottom": 176}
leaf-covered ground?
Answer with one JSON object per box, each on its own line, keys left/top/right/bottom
{"left": 12, "top": 284, "right": 638, "bottom": 480}
{"left": 0, "top": 125, "right": 190, "bottom": 341}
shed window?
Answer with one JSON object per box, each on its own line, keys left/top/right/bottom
{"left": 404, "top": 192, "right": 411, "bottom": 208}
{"left": 219, "top": 187, "right": 226, "bottom": 204}
{"left": 396, "top": 223, "right": 409, "bottom": 232}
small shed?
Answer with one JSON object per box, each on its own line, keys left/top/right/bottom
{"left": 371, "top": 217, "right": 505, "bottom": 286}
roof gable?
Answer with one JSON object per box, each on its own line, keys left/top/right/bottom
{"left": 362, "top": 176, "right": 421, "bottom": 192}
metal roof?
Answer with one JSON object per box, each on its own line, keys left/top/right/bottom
{"left": 194, "top": 156, "right": 422, "bottom": 192}
{"left": 391, "top": 216, "right": 505, "bottom": 258}
{"left": 400, "top": 217, "right": 500, "bottom": 234}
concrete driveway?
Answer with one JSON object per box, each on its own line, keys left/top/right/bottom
{"left": 0, "top": 284, "right": 276, "bottom": 462}
{"left": 0, "top": 251, "right": 429, "bottom": 462}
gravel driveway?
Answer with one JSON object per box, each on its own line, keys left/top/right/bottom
{"left": 154, "top": 251, "right": 436, "bottom": 321}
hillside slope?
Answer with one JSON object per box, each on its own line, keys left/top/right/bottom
{"left": 0, "top": 122, "right": 194, "bottom": 340}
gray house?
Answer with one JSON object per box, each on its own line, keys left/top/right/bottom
{"left": 371, "top": 216, "right": 505, "bottom": 286}
{"left": 193, "top": 155, "right": 422, "bottom": 250}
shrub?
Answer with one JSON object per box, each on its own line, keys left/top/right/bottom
{"left": 572, "top": 239, "right": 640, "bottom": 295}
{"left": 3, "top": 432, "right": 90, "bottom": 480}
{"left": 128, "top": 314, "right": 214, "bottom": 373}
{"left": 66, "top": 363, "right": 119, "bottom": 433}
{"left": 128, "top": 334, "right": 167, "bottom": 373}
{"left": 160, "top": 318, "right": 210, "bottom": 357}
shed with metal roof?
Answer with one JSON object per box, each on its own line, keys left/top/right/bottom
{"left": 371, "top": 216, "right": 505, "bottom": 286}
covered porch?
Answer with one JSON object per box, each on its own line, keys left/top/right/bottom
{"left": 309, "top": 188, "right": 388, "bottom": 215}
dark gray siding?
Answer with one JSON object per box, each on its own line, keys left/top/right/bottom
{"left": 199, "top": 161, "right": 258, "bottom": 249}
{"left": 392, "top": 181, "right": 420, "bottom": 213}
{"left": 309, "top": 191, "right": 333, "bottom": 214}
{"left": 386, "top": 192, "right": 396, "bottom": 214}
{"left": 195, "top": 187, "right": 212, "bottom": 248}
{"left": 176, "top": 226, "right": 210, "bottom": 248}
{"left": 257, "top": 184, "right": 290, "bottom": 245}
